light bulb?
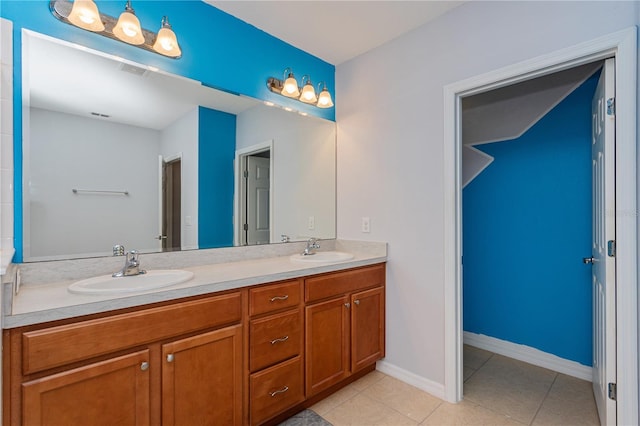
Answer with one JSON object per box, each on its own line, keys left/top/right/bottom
{"left": 68, "top": 0, "right": 105, "bottom": 32}
{"left": 152, "top": 16, "right": 182, "bottom": 58}
{"left": 113, "top": 3, "right": 145, "bottom": 45}
{"left": 282, "top": 74, "right": 300, "bottom": 98}
{"left": 317, "top": 88, "right": 334, "bottom": 108}
{"left": 299, "top": 81, "right": 317, "bottom": 104}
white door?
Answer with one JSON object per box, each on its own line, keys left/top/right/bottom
{"left": 590, "top": 58, "right": 616, "bottom": 426}
{"left": 246, "top": 155, "right": 270, "bottom": 245}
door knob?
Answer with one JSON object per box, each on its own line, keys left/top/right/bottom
{"left": 583, "top": 257, "right": 596, "bottom": 264}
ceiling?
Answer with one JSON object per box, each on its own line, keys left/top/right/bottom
{"left": 25, "top": 34, "right": 258, "bottom": 130}
{"left": 206, "top": 1, "right": 466, "bottom": 65}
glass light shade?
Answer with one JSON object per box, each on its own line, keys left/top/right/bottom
{"left": 282, "top": 74, "right": 300, "bottom": 98}
{"left": 299, "top": 82, "right": 318, "bottom": 104}
{"left": 68, "top": 0, "right": 105, "bottom": 32}
{"left": 317, "top": 88, "right": 334, "bottom": 108}
{"left": 153, "top": 27, "right": 181, "bottom": 57}
{"left": 113, "top": 10, "right": 145, "bottom": 45}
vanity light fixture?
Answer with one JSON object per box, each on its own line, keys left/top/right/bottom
{"left": 267, "top": 68, "right": 334, "bottom": 109}
{"left": 50, "top": 0, "right": 182, "bottom": 59}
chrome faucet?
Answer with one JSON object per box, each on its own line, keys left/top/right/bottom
{"left": 113, "top": 250, "right": 146, "bottom": 277}
{"left": 302, "top": 238, "right": 320, "bottom": 256}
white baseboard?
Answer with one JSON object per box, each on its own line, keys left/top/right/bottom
{"left": 463, "top": 331, "right": 592, "bottom": 382}
{"left": 376, "top": 359, "right": 445, "bottom": 400}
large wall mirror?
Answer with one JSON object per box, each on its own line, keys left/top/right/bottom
{"left": 21, "top": 31, "right": 336, "bottom": 262}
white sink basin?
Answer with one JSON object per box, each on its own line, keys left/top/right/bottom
{"left": 290, "top": 251, "right": 354, "bottom": 264}
{"left": 68, "top": 269, "right": 194, "bottom": 295}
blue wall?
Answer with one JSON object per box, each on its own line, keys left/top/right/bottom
{"left": 2, "top": 0, "right": 334, "bottom": 261}
{"left": 462, "top": 73, "right": 599, "bottom": 366}
{"left": 198, "top": 107, "right": 235, "bottom": 249}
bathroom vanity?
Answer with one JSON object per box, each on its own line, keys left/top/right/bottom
{"left": 2, "top": 242, "right": 386, "bottom": 425}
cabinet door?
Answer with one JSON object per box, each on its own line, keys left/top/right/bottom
{"left": 22, "top": 350, "right": 150, "bottom": 426}
{"left": 351, "top": 287, "right": 385, "bottom": 372}
{"left": 162, "top": 324, "right": 242, "bottom": 426}
{"left": 305, "top": 295, "right": 350, "bottom": 396}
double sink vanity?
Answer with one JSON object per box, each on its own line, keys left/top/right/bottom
{"left": 2, "top": 240, "right": 387, "bottom": 425}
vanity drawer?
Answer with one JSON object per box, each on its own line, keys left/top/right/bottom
{"left": 305, "top": 264, "right": 385, "bottom": 303}
{"left": 22, "top": 292, "right": 242, "bottom": 375}
{"left": 250, "top": 309, "right": 302, "bottom": 372}
{"left": 250, "top": 280, "right": 302, "bottom": 316}
{"left": 250, "top": 356, "right": 304, "bottom": 426}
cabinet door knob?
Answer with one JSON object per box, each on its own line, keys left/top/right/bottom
{"left": 270, "top": 335, "right": 289, "bottom": 345}
{"left": 269, "top": 386, "right": 289, "bottom": 397}
{"left": 140, "top": 362, "right": 149, "bottom": 371}
{"left": 270, "top": 295, "right": 289, "bottom": 302}
{"left": 354, "top": 299, "right": 360, "bottom": 306}
{"left": 166, "top": 354, "right": 174, "bottom": 363}
{"left": 345, "top": 302, "right": 351, "bottom": 308}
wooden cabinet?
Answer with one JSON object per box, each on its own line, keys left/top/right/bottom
{"left": 162, "top": 325, "right": 243, "bottom": 425}
{"left": 305, "top": 264, "right": 385, "bottom": 397}
{"left": 22, "top": 350, "right": 150, "bottom": 426}
{"left": 5, "top": 291, "right": 243, "bottom": 426}
{"left": 248, "top": 279, "right": 304, "bottom": 425}
{"left": 4, "top": 263, "right": 385, "bottom": 426}
{"left": 351, "top": 286, "right": 385, "bottom": 372}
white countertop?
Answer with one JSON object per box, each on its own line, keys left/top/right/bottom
{"left": 5, "top": 242, "right": 386, "bottom": 328}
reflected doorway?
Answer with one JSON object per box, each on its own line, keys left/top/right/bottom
{"left": 162, "top": 157, "right": 181, "bottom": 251}
{"left": 241, "top": 150, "right": 271, "bottom": 245}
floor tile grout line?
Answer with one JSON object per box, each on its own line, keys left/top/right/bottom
{"left": 359, "top": 376, "right": 440, "bottom": 424}
{"left": 528, "top": 371, "right": 559, "bottom": 425}
{"left": 316, "top": 374, "right": 385, "bottom": 420}
{"left": 356, "top": 390, "right": 432, "bottom": 425}
{"left": 462, "top": 348, "right": 494, "bottom": 383}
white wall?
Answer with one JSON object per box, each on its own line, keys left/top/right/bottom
{"left": 27, "top": 108, "right": 160, "bottom": 259}
{"left": 0, "top": 18, "right": 13, "bottom": 261}
{"left": 0, "top": 17, "right": 14, "bottom": 422}
{"left": 336, "top": 0, "right": 639, "bottom": 392}
{"left": 237, "top": 105, "right": 336, "bottom": 242}
{"left": 160, "top": 108, "right": 199, "bottom": 250}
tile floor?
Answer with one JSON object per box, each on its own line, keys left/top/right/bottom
{"left": 306, "top": 345, "right": 599, "bottom": 426}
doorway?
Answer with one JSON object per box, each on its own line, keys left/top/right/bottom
{"left": 443, "top": 27, "right": 638, "bottom": 425}
{"left": 460, "top": 61, "right": 606, "bottom": 423}
{"left": 162, "top": 157, "right": 181, "bottom": 251}
{"left": 235, "top": 141, "right": 273, "bottom": 246}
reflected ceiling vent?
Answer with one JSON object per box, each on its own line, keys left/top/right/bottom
{"left": 119, "top": 62, "right": 149, "bottom": 78}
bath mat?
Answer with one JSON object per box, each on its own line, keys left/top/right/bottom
{"left": 278, "top": 409, "right": 333, "bottom": 426}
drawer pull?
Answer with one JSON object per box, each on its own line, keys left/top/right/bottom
{"left": 140, "top": 362, "right": 149, "bottom": 371}
{"left": 270, "top": 295, "right": 289, "bottom": 302}
{"left": 166, "top": 354, "right": 174, "bottom": 363}
{"left": 269, "top": 386, "right": 289, "bottom": 397}
{"left": 354, "top": 299, "right": 360, "bottom": 306}
{"left": 270, "top": 335, "right": 289, "bottom": 345}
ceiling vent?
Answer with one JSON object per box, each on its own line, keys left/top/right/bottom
{"left": 119, "top": 62, "right": 149, "bottom": 78}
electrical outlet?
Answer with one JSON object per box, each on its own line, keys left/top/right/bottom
{"left": 361, "top": 217, "right": 370, "bottom": 233}
{"left": 308, "top": 216, "right": 315, "bottom": 230}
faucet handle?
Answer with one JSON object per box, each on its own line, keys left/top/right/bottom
{"left": 113, "top": 245, "right": 125, "bottom": 256}
{"left": 128, "top": 250, "right": 139, "bottom": 262}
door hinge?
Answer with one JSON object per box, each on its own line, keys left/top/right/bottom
{"left": 243, "top": 223, "right": 248, "bottom": 231}
{"left": 607, "top": 240, "right": 616, "bottom": 257}
{"left": 606, "top": 98, "right": 615, "bottom": 116}
{"left": 243, "top": 170, "right": 249, "bottom": 178}
{"left": 608, "top": 382, "right": 617, "bottom": 401}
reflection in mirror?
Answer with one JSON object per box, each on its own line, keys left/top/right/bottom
{"left": 21, "top": 31, "right": 336, "bottom": 262}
